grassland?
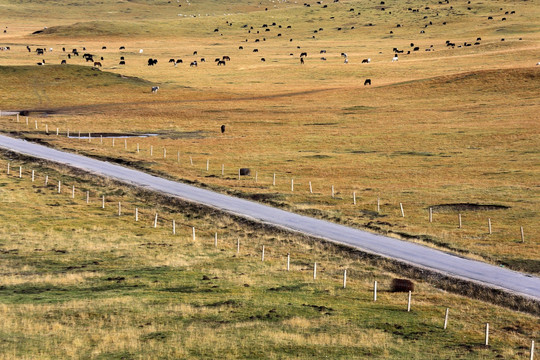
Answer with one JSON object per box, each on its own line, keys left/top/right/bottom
{"left": 0, "top": 155, "right": 537, "bottom": 359}
{"left": 0, "top": 0, "right": 538, "bottom": 356}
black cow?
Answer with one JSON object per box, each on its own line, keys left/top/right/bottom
{"left": 300, "top": 52, "right": 307, "bottom": 57}
{"left": 221, "top": 125, "right": 226, "bottom": 133}
{"left": 364, "top": 79, "right": 371, "bottom": 85}
{"left": 222, "top": 55, "right": 230, "bottom": 61}
{"left": 217, "top": 60, "right": 226, "bottom": 66}
{"left": 169, "top": 58, "right": 175, "bottom": 63}
{"left": 176, "top": 59, "right": 183, "bottom": 64}
{"left": 148, "top": 58, "right": 157, "bottom": 66}
{"left": 119, "top": 60, "right": 126, "bottom": 65}
{"left": 61, "top": 60, "right": 67, "bottom": 64}
{"left": 190, "top": 61, "right": 197, "bottom": 67}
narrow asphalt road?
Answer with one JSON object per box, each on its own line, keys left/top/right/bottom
{"left": 0, "top": 134, "right": 538, "bottom": 300}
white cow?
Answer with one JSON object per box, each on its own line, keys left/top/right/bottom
{"left": 392, "top": 56, "right": 398, "bottom": 62}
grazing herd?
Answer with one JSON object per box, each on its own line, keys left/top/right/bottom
{"left": 1, "top": 0, "right": 529, "bottom": 94}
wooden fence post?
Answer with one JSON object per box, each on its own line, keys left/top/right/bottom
{"left": 6, "top": 162, "right": 9, "bottom": 175}
{"left": 102, "top": 195, "right": 105, "bottom": 209}
{"left": 261, "top": 245, "right": 265, "bottom": 261}
{"left": 19, "top": 166, "right": 22, "bottom": 178}
{"left": 353, "top": 191, "right": 356, "bottom": 205}
{"left": 287, "top": 253, "right": 290, "bottom": 271}
{"left": 150, "top": 145, "right": 153, "bottom": 156}
{"left": 221, "top": 164, "right": 224, "bottom": 176}
{"left": 377, "top": 198, "right": 380, "bottom": 213}
{"left": 407, "top": 290, "right": 412, "bottom": 312}
{"left": 400, "top": 203, "right": 404, "bottom": 217}
{"left": 58, "top": 180, "right": 61, "bottom": 193}
{"left": 154, "top": 213, "right": 158, "bottom": 228}
{"left": 56, "top": 128, "right": 59, "bottom": 136}
{"left": 214, "top": 232, "right": 218, "bottom": 247}
{"left": 291, "top": 178, "right": 294, "bottom": 192}
{"left": 72, "top": 185, "right": 75, "bottom": 198}
{"left": 192, "top": 226, "right": 196, "bottom": 241}
{"left": 237, "top": 238, "right": 240, "bottom": 254}
{"left": 531, "top": 340, "right": 535, "bottom": 360}
{"left": 135, "top": 207, "right": 138, "bottom": 221}
{"left": 172, "top": 220, "right": 176, "bottom": 235}
{"left": 485, "top": 323, "right": 489, "bottom": 346}
{"left": 488, "top": 218, "right": 492, "bottom": 234}
{"left": 31, "top": 170, "right": 35, "bottom": 182}
{"left": 137, "top": 143, "right": 140, "bottom": 153}
{"left": 118, "top": 202, "right": 121, "bottom": 216}
{"left": 429, "top": 207, "right": 433, "bottom": 223}
{"left": 343, "top": 269, "right": 347, "bottom": 288}
{"left": 458, "top": 214, "right": 462, "bottom": 228}
{"left": 373, "top": 280, "right": 378, "bottom": 301}
{"left": 177, "top": 151, "right": 180, "bottom": 163}
{"left": 163, "top": 147, "right": 166, "bottom": 159}
{"left": 309, "top": 181, "right": 313, "bottom": 194}
{"left": 86, "top": 191, "right": 89, "bottom": 204}
{"left": 331, "top": 185, "right": 334, "bottom": 198}
{"left": 443, "top": 308, "right": 449, "bottom": 330}
{"left": 206, "top": 159, "right": 209, "bottom": 171}
{"left": 521, "top": 226, "right": 525, "bottom": 243}
{"left": 273, "top": 173, "right": 276, "bottom": 186}
{"left": 313, "top": 262, "right": 317, "bottom": 279}
{"left": 45, "top": 175, "right": 48, "bottom": 185}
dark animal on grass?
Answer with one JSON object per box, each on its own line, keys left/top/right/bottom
{"left": 61, "top": 60, "right": 66, "bottom": 64}
{"left": 217, "top": 60, "right": 226, "bottom": 66}
{"left": 391, "top": 279, "right": 414, "bottom": 292}
{"left": 222, "top": 55, "right": 230, "bottom": 61}
{"left": 364, "top": 79, "right": 371, "bottom": 86}
{"left": 193, "top": 51, "right": 197, "bottom": 55}
{"left": 119, "top": 46, "right": 125, "bottom": 50}
{"left": 148, "top": 58, "right": 158, "bottom": 66}
{"left": 200, "top": 58, "right": 205, "bottom": 62}
{"left": 261, "top": 58, "right": 266, "bottom": 62}
{"left": 362, "top": 58, "right": 370, "bottom": 63}
{"left": 119, "top": 60, "right": 126, "bottom": 65}
{"left": 169, "top": 58, "right": 175, "bottom": 63}
{"left": 120, "top": 56, "right": 125, "bottom": 60}
{"left": 151, "top": 86, "right": 159, "bottom": 93}
{"left": 36, "top": 48, "right": 44, "bottom": 55}
{"left": 221, "top": 125, "right": 225, "bottom": 133}
{"left": 300, "top": 57, "right": 304, "bottom": 64}
{"left": 176, "top": 59, "right": 183, "bottom": 64}
{"left": 190, "top": 61, "right": 197, "bottom": 67}
{"left": 239, "top": 168, "right": 251, "bottom": 176}
{"left": 300, "top": 52, "right": 307, "bottom": 57}
{"left": 253, "top": 48, "right": 258, "bottom": 52}
{"left": 93, "top": 62, "right": 102, "bottom": 67}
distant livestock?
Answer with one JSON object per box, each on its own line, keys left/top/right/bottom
{"left": 392, "top": 55, "right": 399, "bottom": 62}
{"left": 362, "top": 58, "right": 370, "bottom": 63}
{"left": 93, "top": 61, "right": 102, "bottom": 67}
{"left": 217, "top": 60, "right": 226, "bottom": 66}
{"left": 300, "top": 52, "right": 307, "bottom": 57}
{"left": 190, "top": 61, "right": 198, "bottom": 67}
{"left": 119, "top": 60, "right": 126, "bottom": 65}
{"left": 221, "top": 125, "right": 226, "bottom": 133}
{"left": 151, "top": 86, "right": 159, "bottom": 93}
{"left": 364, "top": 79, "right": 371, "bottom": 85}
{"left": 61, "top": 60, "right": 67, "bottom": 64}
{"left": 148, "top": 58, "right": 158, "bottom": 66}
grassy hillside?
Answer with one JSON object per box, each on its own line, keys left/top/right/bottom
{"left": 0, "top": 155, "right": 537, "bottom": 359}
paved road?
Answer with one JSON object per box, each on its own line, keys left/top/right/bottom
{"left": 0, "top": 134, "right": 538, "bottom": 300}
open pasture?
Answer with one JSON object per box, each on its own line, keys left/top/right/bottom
{"left": 0, "top": 155, "right": 537, "bottom": 359}
{"left": 0, "top": 2, "right": 538, "bottom": 276}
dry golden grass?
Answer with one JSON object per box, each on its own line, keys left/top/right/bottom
{"left": 0, "top": 157, "right": 537, "bottom": 359}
